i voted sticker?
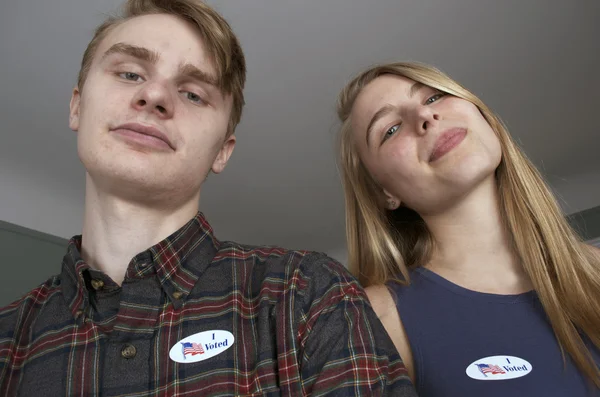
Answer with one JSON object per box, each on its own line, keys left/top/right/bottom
{"left": 169, "top": 330, "right": 234, "bottom": 363}
{"left": 466, "top": 355, "right": 532, "bottom": 380}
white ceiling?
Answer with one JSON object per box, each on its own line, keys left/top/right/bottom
{"left": 1, "top": 0, "right": 599, "bottom": 261}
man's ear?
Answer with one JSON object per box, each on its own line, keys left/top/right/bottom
{"left": 382, "top": 189, "right": 401, "bottom": 210}
{"left": 69, "top": 87, "right": 81, "bottom": 132}
{"left": 211, "top": 134, "right": 236, "bottom": 174}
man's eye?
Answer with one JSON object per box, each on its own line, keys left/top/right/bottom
{"left": 184, "top": 92, "right": 205, "bottom": 105}
{"left": 118, "top": 72, "right": 143, "bottom": 82}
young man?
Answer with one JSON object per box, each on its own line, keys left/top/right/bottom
{"left": 0, "top": 1, "right": 415, "bottom": 395}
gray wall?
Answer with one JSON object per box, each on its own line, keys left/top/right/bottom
{"left": 0, "top": 220, "right": 67, "bottom": 306}
{"left": 567, "top": 206, "right": 600, "bottom": 242}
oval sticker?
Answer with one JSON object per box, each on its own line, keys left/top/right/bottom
{"left": 169, "top": 330, "right": 235, "bottom": 363}
{"left": 466, "top": 355, "right": 532, "bottom": 380}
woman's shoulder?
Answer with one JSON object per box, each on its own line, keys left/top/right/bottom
{"left": 364, "top": 283, "right": 416, "bottom": 382}
{"left": 365, "top": 284, "right": 397, "bottom": 317}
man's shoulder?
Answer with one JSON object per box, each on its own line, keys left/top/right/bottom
{"left": 0, "top": 276, "right": 61, "bottom": 328}
{"left": 216, "top": 240, "right": 362, "bottom": 300}
{"left": 218, "top": 240, "right": 350, "bottom": 275}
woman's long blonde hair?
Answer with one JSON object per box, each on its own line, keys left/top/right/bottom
{"left": 337, "top": 61, "right": 600, "bottom": 387}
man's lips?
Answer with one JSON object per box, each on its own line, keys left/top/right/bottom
{"left": 429, "top": 128, "right": 467, "bottom": 162}
{"left": 110, "top": 122, "right": 174, "bottom": 150}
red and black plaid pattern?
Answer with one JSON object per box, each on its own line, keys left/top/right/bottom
{"left": 0, "top": 213, "right": 415, "bottom": 396}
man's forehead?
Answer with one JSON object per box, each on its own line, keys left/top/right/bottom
{"left": 95, "top": 14, "right": 217, "bottom": 74}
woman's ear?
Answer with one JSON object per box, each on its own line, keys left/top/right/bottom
{"left": 383, "top": 189, "right": 401, "bottom": 210}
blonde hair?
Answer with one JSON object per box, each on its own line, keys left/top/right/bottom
{"left": 337, "top": 61, "right": 600, "bottom": 387}
{"left": 77, "top": 0, "right": 246, "bottom": 135}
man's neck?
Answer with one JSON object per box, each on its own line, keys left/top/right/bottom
{"left": 422, "top": 177, "right": 531, "bottom": 294}
{"left": 81, "top": 175, "right": 200, "bottom": 285}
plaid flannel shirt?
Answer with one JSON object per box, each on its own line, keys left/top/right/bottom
{"left": 0, "top": 213, "right": 415, "bottom": 396}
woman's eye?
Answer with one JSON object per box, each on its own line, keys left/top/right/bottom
{"left": 425, "top": 92, "right": 445, "bottom": 105}
{"left": 118, "top": 72, "right": 143, "bottom": 82}
{"left": 383, "top": 124, "right": 401, "bottom": 142}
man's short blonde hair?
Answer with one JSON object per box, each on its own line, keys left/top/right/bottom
{"left": 77, "top": 0, "right": 246, "bottom": 135}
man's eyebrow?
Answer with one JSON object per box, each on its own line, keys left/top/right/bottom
{"left": 101, "top": 43, "right": 160, "bottom": 64}
{"left": 178, "top": 63, "right": 219, "bottom": 87}
{"left": 101, "top": 42, "right": 221, "bottom": 91}
{"left": 365, "top": 104, "right": 396, "bottom": 147}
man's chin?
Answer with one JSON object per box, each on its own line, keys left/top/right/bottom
{"left": 86, "top": 167, "right": 201, "bottom": 206}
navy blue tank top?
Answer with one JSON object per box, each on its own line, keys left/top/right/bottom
{"left": 387, "top": 267, "right": 600, "bottom": 396}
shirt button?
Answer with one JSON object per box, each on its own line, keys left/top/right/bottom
{"left": 172, "top": 291, "right": 183, "bottom": 300}
{"left": 74, "top": 310, "right": 83, "bottom": 318}
{"left": 91, "top": 279, "right": 105, "bottom": 290}
{"left": 121, "top": 344, "right": 137, "bottom": 359}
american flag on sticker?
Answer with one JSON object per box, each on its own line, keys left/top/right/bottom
{"left": 181, "top": 342, "right": 205, "bottom": 358}
{"left": 475, "top": 363, "right": 506, "bottom": 377}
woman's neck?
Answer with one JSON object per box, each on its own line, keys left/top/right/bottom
{"left": 422, "top": 177, "right": 532, "bottom": 294}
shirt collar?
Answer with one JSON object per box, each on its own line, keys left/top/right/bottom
{"left": 60, "top": 212, "right": 220, "bottom": 318}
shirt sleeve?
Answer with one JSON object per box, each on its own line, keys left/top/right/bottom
{"left": 291, "top": 254, "right": 417, "bottom": 396}
{"left": 0, "top": 293, "right": 32, "bottom": 394}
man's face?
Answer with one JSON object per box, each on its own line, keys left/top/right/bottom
{"left": 69, "top": 13, "right": 235, "bottom": 202}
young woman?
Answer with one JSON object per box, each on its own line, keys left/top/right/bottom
{"left": 336, "top": 61, "right": 600, "bottom": 396}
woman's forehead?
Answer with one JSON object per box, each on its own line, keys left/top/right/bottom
{"left": 350, "top": 75, "right": 417, "bottom": 140}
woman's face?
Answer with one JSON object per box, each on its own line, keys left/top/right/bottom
{"left": 350, "top": 74, "right": 502, "bottom": 215}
